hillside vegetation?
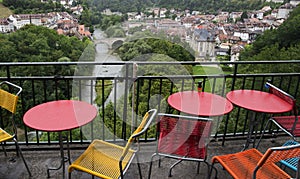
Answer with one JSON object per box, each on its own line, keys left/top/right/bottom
{"left": 239, "top": 5, "right": 300, "bottom": 73}
{"left": 87, "top": 0, "right": 265, "bottom": 14}
{"left": 0, "top": 3, "right": 12, "bottom": 18}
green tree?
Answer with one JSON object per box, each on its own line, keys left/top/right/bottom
{"left": 80, "top": 9, "right": 92, "bottom": 26}
{"left": 241, "top": 11, "right": 248, "bottom": 22}
{"left": 105, "top": 25, "right": 125, "bottom": 37}
{"left": 0, "top": 24, "right": 90, "bottom": 118}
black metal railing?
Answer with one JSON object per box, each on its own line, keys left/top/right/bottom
{"left": 0, "top": 60, "right": 299, "bottom": 150}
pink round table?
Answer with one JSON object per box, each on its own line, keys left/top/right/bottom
{"left": 23, "top": 100, "right": 97, "bottom": 132}
{"left": 23, "top": 100, "right": 97, "bottom": 178}
{"left": 226, "top": 89, "right": 293, "bottom": 150}
{"left": 167, "top": 91, "right": 233, "bottom": 116}
{"left": 226, "top": 90, "right": 293, "bottom": 114}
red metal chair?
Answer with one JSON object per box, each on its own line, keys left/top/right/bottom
{"left": 148, "top": 113, "right": 213, "bottom": 178}
{"left": 257, "top": 82, "right": 299, "bottom": 148}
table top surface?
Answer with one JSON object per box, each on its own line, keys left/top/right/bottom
{"left": 167, "top": 91, "right": 233, "bottom": 116}
{"left": 226, "top": 89, "right": 293, "bottom": 113}
{"left": 23, "top": 100, "right": 97, "bottom": 132}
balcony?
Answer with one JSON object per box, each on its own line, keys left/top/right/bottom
{"left": 0, "top": 60, "right": 299, "bottom": 178}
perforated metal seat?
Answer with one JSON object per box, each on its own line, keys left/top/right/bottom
{"left": 0, "top": 81, "right": 31, "bottom": 176}
{"left": 68, "top": 109, "right": 157, "bottom": 179}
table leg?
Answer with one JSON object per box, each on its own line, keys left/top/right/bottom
{"left": 47, "top": 132, "right": 68, "bottom": 179}
{"left": 243, "top": 111, "right": 257, "bottom": 150}
{"left": 65, "top": 134, "right": 71, "bottom": 165}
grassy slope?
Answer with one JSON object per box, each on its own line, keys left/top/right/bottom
{"left": 193, "top": 65, "right": 231, "bottom": 92}
{"left": 0, "top": 3, "right": 13, "bottom": 18}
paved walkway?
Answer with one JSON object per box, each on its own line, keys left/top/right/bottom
{"left": 0, "top": 136, "right": 296, "bottom": 179}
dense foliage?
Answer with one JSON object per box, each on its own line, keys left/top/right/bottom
{"left": 0, "top": 24, "right": 88, "bottom": 63}
{"left": 116, "top": 30, "right": 195, "bottom": 62}
{"left": 87, "top": 0, "right": 266, "bottom": 14}
{"left": 0, "top": 24, "right": 91, "bottom": 88}
{"left": 2, "top": 0, "right": 67, "bottom": 14}
{"left": 116, "top": 38, "right": 194, "bottom": 62}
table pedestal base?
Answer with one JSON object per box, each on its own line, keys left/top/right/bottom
{"left": 47, "top": 132, "right": 71, "bottom": 179}
{"left": 242, "top": 112, "right": 267, "bottom": 151}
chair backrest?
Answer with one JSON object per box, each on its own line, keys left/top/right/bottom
{"left": 265, "top": 82, "right": 297, "bottom": 114}
{"left": 0, "top": 81, "right": 22, "bottom": 135}
{"left": 266, "top": 82, "right": 299, "bottom": 132}
{"left": 0, "top": 81, "right": 22, "bottom": 114}
{"left": 121, "top": 109, "right": 157, "bottom": 159}
{"left": 254, "top": 143, "right": 300, "bottom": 179}
{"left": 156, "top": 113, "right": 213, "bottom": 159}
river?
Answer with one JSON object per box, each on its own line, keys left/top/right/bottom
{"left": 93, "top": 29, "right": 122, "bottom": 76}
{"left": 91, "top": 29, "right": 125, "bottom": 106}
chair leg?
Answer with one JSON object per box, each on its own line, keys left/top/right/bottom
{"left": 13, "top": 139, "right": 32, "bottom": 177}
{"left": 1, "top": 142, "right": 8, "bottom": 156}
{"left": 195, "top": 161, "right": 211, "bottom": 179}
{"left": 148, "top": 154, "right": 156, "bottom": 179}
{"left": 169, "top": 159, "right": 183, "bottom": 177}
{"left": 68, "top": 171, "right": 71, "bottom": 179}
{"left": 203, "top": 162, "right": 213, "bottom": 179}
{"left": 158, "top": 155, "right": 163, "bottom": 168}
{"left": 135, "top": 154, "right": 142, "bottom": 179}
{"left": 197, "top": 161, "right": 201, "bottom": 174}
{"left": 209, "top": 163, "right": 218, "bottom": 179}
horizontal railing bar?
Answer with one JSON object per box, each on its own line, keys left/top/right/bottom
{"left": 1, "top": 60, "right": 300, "bottom": 66}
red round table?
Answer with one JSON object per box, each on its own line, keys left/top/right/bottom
{"left": 23, "top": 100, "right": 97, "bottom": 178}
{"left": 167, "top": 91, "right": 233, "bottom": 116}
{"left": 226, "top": 89, "right": 293, "bottom": 149}
{"left": 226, "top": 90, "right": 293, "bottom": 114}
{"left": 24, "top": 100, "right": 97, "bottom": 131}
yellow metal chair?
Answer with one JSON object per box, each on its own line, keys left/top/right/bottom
{"left": 0, "top": 81, "right": 31, "bottom": 176}
{"left": 68, "top": 109, "right": 157, "bottom": 179}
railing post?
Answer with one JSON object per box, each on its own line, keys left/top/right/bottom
{"left": 6, "top": 65, "right": 10, "bottom": 80}
{"left": 131, "top": 63, "right": 137, "bottom": 134}
{"left": 122, "top": 63, "right": 130, "bottom": 140}
{"left": 222, "top": 63, "right": 239, "bottom": 146}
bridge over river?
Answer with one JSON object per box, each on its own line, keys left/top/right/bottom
{"left": 93, "top": 37, "right": 126, "bottom": 49}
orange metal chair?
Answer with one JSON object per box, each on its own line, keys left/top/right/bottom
{"left": 148, "top": 113, "right": 213, "bottom": 178}
{"left": 210, "top": 144, "right": 300, "bottom": 179}
{"left": 0, "top": 81, "right": 31, "bottom": 176}
{"left": 68, "top": 109, "right": 157, "bottom": 179}
{"left": 257, "top": 82, "right": 299, "bottom": 148}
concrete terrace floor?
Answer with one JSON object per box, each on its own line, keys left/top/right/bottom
{"left": 0, "top": 136, "right": 296, "bottom": 179}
